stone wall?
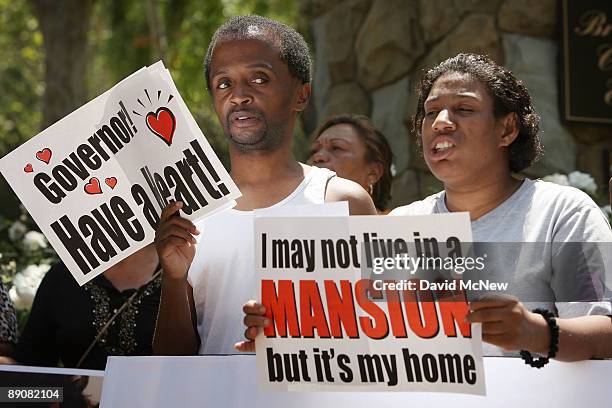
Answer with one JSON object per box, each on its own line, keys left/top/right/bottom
{"left": 300, "top": 0, "right": 612, "bottom": 208}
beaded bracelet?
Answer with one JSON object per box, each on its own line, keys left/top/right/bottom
{"left": 520, "top": 308, "right": 559, "bottom": 368}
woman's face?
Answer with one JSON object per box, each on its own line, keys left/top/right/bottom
{"left": 308, "top": 123, "right": 376, "bottom": 190}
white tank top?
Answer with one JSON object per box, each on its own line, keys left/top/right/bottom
{"left": 188, "top": 166, "right": 335, "bottom": 354}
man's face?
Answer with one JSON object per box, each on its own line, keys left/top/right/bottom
{"left": 421, "top": 72, "right": 509, "bottom": 186}
{"left": 208, "top": 37, "right": 308, "bottom": 153}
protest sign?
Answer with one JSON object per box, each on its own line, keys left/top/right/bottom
{"left": 254, "top": 213, "right": 485, "bottom": 394}
{"left": 0, "top": 61, "right": 241, "bottom": 285}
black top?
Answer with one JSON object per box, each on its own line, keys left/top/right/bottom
{"left": 14, "top": 261, "right": 161, "bottom": 370}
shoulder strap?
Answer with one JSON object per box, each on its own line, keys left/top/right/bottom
{"left": 303, "top": 167, "right": 336, "bottom": 204}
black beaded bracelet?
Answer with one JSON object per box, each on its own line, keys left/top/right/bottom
{"left": 520, "top": 308, "right": 559, "bottom": 368}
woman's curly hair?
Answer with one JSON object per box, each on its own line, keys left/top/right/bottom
{"left": 413, "top": 53, "right": 543, "bottom": 172}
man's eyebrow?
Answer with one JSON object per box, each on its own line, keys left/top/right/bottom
{"left": 245, "top": 62, "right": 273, "bottom": 70}
{"left": 210, "top": 69, "right": 227, "bottom": 78}
{"left": 210, "top": 63, "right": 274, "bottom": 78}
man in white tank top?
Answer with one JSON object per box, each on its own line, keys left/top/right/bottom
{"left": 152, "top": 16, "right": 376, "bottom": 355}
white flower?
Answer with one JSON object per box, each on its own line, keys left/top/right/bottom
{"left": 9, "top": 286, "right": 29, "bottom": 310}
{"left": 22, "top": 231, "right": 48, "bottom": 251}
{"left": 10, "top": 264, "right": 50, "bottom": 310}
{"left": 390, "top": 163, "right": 397, "bottom": 177}
{"left": 568, "top": 171, "right": 597, "bottom": 195}
{"left": 8, "top": 221, "right": 27, "bottom": 242}
{"left": 542, "top": 173, "right": 570, "bottom": 186}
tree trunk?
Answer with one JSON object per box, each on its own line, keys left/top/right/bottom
{"left": 145, "top": 0, "right": 167, "bottom": 61}
{"left": 28, "top": 0, "right": 95, "bottom": 129}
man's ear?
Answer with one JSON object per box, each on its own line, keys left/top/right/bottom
{"left": 294, "top": 82, "right": 311, "bottom": 112}
{"left": 498, "top": 112, "right": 519, "bottom": 147}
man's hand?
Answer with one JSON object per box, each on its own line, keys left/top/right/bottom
{"left": 154, "top": 201, "right": 200, "bottom": 279}
{"left": 467, "top": 296, "right": 550, "bottom": 354}
{"left": 234, "top": 300, "right": 270, "bottom": 352}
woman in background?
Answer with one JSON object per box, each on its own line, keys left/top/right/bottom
{"left": 13, "top": 244, "right": 161, "bottom": 370}
{"left": 308, "top": 114, "right": 394, "bottom": 213}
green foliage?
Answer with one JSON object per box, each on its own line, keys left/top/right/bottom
{"left": 83, "top": 0, "right": 301, "bottom": 169}
{"left": 0, "top": 0, "right": 307, "bottom": 318}
{"left": 222, "top": 0, "right": 300, "bottom": 24}
{"left": 0, "top": 0, "right": 45, "bottom": 220}
{"left": 0, "top": 0, "right": 304, "bottom": 222}
{"left": 0, "top": 0, "right": 303, "bottom": 170}
{"left": 0, "top": 0, "right": 44, "bottom": 154}
{"left": 163, "top": 0, "right": 229, "bottom": 166}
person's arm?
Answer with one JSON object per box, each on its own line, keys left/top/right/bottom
{"left": 555, "top": 315, "right": 612, "bottom": 360}
{"left": 467, "top": 298, "right": 612, "bottom": 361}
{"left": 324, "top": 176, "right": 377, "bottom": 215}
{"left": 152, "top": 202, "right": 201, "bottom": 355}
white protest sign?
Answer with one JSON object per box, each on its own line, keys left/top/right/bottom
{"left": 254, "top": 213, "right": 485, "bottom": 394}
{"left": 0, "top": 61, "right": 241, "bottom": 285}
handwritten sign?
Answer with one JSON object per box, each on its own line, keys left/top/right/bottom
{"left": 0, "top": 62, "right": 241, "bottom": 285}
{"left": 254, "top": 214, "right": 485, "bottom": 395}
{"left": 562, "top": 0, "right": 612, "bottom": 123}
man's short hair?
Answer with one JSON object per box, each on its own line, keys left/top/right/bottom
{"left": 413, "top": 53, "right": 543, "bottom": 173}
{"left": 204, "top": 15, "right": 311, "bottom": 91}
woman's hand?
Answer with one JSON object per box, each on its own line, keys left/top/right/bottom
{"left": 234, "top": 300, "right": 270, "bottom": 352}
{"left": 467, "top": 296, "right": 550, "bottom": 354}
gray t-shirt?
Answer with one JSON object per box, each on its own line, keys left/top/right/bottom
{"left": 390, "top": 179, "right": 612, "bottom": 355}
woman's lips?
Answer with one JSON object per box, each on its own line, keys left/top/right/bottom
{"left": 429, "top": 140, "right": 456, "bottom": 161}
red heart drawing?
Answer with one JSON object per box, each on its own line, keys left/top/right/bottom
{"left": 36, "top": 148, "right": 52, "bottom": 164}
{"left": 105, "top": 177, "right": 117, "bottom": 189}
{"left": 24, "top": 163, "right": 33, "bottom": 173}
{"left": 84, "top": 177, "right": 102, "bottom": 195}
{"left": 146, "top": 107, "right": 176, "bottom": 146}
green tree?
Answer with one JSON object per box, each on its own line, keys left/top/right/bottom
{"left": 0, "top": 0, "right": 44, "bottom": 219}
{"left": 0, "top": 0, "right": 44, "bottom": 155}
{"left": 0, "top": 0, "right": 303, "bottom": 219}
